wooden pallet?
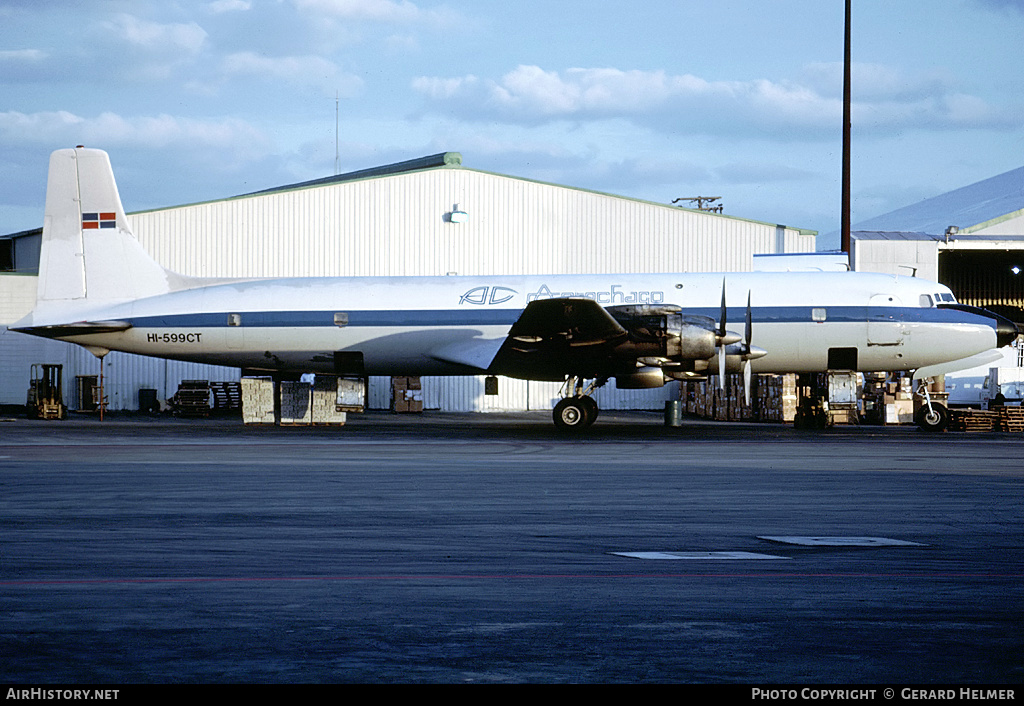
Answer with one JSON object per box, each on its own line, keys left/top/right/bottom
{"left": 210, "top": 381, "right": 242, "bottom": 412}
{"left": 949, "top": 410, "right": 999, "bottom": 432}
{"left": 997, "top": 407, "right": 1024, "bottom": 433}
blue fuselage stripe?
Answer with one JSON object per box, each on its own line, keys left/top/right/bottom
{"left": 124, "top": 306, "right": 1000, "bottom": 329}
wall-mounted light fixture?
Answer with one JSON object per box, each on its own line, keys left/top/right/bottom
{"left": 449, "top": 204, "right": 469, "bottom": 223}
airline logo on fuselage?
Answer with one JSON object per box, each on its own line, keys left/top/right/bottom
{"left": 460, "top": 286, "right": 518, "bottom": 306}
{"left": 526, "top": 284, "right": 665, "bottom": 305}
{"left": 459, "top": 284, "right": 667, "bottom": 306}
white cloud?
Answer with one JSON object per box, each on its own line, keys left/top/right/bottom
{"left": 291, "top": 0, "right": 460, "bottom": 29}
{"left": 0, "top": 49, "right": 47, "bottom": 62}
{"left": 414, "top": 64, "right": 837, "bottom": 135}
{"left": 414, "top": 64, "right": 1020, "bottom": 138}
{"left": 0, "top": 110, "right": 268, "bottom": 158}
{"left": 411, "top": 75, "right": 478, "bottom": 100}
{"left": 221, "top": 52, "right": 363, "bottom": 94}
{"left": 104, "top": 14, "right": 208, "bottom": 55}
{"left": 0, "top": 110, "right": 84, "bottom": 141}
{"left": 291, "top": 0, "right": 423, "bottom": 22}
{"left": 207, "top": 0, "right": 252, "bottom": 12}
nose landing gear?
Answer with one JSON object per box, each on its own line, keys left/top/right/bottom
{"left": 915, "top": 379, "right": 949, "bottom": 432}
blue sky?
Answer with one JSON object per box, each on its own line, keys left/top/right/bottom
{"left": 2, "top": 0, "right": 1023, "bottom": 249}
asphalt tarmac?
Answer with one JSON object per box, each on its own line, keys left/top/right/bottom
{"left": 1, "top": 411, "right": 1022, "bottom": 684}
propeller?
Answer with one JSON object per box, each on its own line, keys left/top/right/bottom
{"left": 742, "top": 291, "right": 753, "bottom": 406}
{"left": 714, "top": 284, "right": 764, "bottom": 405}
{"left": 714, "top": 280, "right": 741, "bottom": 389}
{"left": 718, "top": 282, "right": 727, "bottom": 385}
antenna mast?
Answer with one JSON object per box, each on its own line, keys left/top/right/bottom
{"left": 334, "top": 91, "right": 340, "bottom": 176}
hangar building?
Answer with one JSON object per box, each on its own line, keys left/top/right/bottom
{"left": 1, "top": 151, "right": 815, "bottom": 412}
{"left": 850, "top": 165, "right": 1024, "bottom": 326}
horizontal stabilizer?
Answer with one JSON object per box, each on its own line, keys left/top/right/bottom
{"left": 11, "top": 320, "right": 132, "bottom": 340}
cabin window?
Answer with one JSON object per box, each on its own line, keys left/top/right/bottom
{"left": 334, "top": 312, "right": 349, "bottom": 327}
{"left": 227, "top": 313, "right": 241, "bottom": 327}
{"left": 811, "top": 308, "right": 827, "bottom": 322}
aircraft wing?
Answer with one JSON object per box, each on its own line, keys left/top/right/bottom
{"left": 431, "top": 337, "right": 508, "bottom": 372}
{"left": 488, "top": 298, "right": 630, "bottom": 381}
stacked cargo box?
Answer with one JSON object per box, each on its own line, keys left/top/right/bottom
{"left": 885, "top": 376, "right": 915, "bottom": 425}
{"left": 279, "top": 381, "right": 312, "bottom": 425}
{"left": 241, "top": 377, "right": 275, "bottom": 424}
{"left": 679, "top": 374, "right": 797, "bottom": 423}
{"left": 391, "top": 376, "right": 423, "bottom": 413}
{"left": 757, "top": 374, "right": 798, "bottom": 423}
{"left": 311, "top": 375, "right": 348, "bottom": 425}
{"left": 242, "top": 376, "right": 363, "bottom": 425}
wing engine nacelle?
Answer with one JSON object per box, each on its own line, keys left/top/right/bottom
{"left": 701, "top": 342, "right": 769, "bottom": 374}
{"left": 615, "top": 366, "right": 669, "bottom": 389}
{"left": 607, "top": 305, "right": 727, "bottom": 364}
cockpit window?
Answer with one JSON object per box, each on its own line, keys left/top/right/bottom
{"left": 936, "top": 292, "right": 956, "bottom": 303}
{"left": 920, "top": 294, "right": 934, "bottom": 308}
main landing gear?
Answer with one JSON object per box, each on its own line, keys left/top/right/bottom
{"left": 553, "top": 376, "right": 605, "bottom": 431}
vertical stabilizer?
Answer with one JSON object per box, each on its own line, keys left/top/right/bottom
{"left": 36, "top": 148, "right": 176, "bottom": 304}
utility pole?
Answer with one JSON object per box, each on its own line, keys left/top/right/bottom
{"left": 841, "top": 0, "right": 852, "bottom": 253}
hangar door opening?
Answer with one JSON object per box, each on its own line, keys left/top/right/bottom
{"left": 938, "top": 249, "right": 1024, "bottom": 326}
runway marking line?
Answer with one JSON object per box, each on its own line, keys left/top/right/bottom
{"left": 612, "top": 551, "right": 788, "bottom": 560}
{"left": 758, "top": 536, "right": 926, "bottom": 547}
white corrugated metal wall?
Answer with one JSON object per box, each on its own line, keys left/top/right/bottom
{"left": 3, "top": 163, "right": 815, "bottom": 411}
{"left": 132, "top": 168, "right": 813, "bottom": 279}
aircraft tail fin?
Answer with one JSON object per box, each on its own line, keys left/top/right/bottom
{"left": 37, "top": 147, "right": 179, "bottom": 304}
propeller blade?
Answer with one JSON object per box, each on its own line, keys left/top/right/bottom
{"left": 718, "top": 279, "right": 727, "bottom": 337}
{"left": 745, "top": 291, "right": 752, "bottom": 352}
{"left": 718, "top": 279, "right": 727, "bottom": 389}
{"left": 743, "top": 360, "right": 752, "bottom": 406}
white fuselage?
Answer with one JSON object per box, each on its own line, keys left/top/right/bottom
{"left": 24, "top": 270, "right": 1001, "bottom": 378}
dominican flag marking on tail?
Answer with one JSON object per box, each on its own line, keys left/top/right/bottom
{"left": 82, "top": 212, "right": 116, "bottom": 229}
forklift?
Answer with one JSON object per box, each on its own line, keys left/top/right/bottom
{"left": 26, "top": 364, "right": 66, "bottom": 420}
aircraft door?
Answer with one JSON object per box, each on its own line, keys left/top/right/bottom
{"left": 867, "top": 294, "right": 904, "bottom": 346}
{"left": 226, "top": 312, "right": 245, "bottom": 350}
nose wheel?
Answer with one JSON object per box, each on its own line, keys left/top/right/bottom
{"left": 915, "top": 378, "right": 949, "bottom": 433}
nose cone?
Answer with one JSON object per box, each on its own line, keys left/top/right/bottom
{"left": 939, "top": 303, "right": 1019, "bottom": 348}
{"left": 996, "top": 315, "right": 1019, "bottom": 348}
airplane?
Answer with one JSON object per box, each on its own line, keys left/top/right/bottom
{"left": 12, "top": 147, "right": 1019, "bottom": 432}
